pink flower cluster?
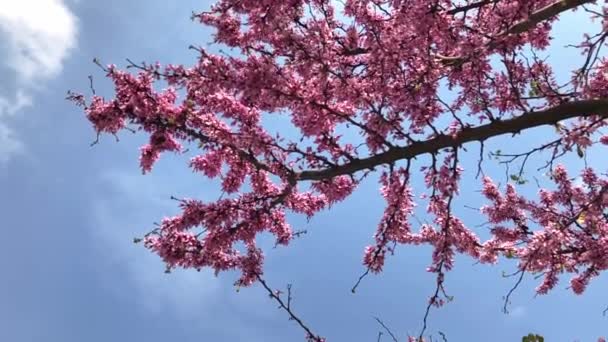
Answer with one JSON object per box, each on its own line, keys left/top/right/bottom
{"left": 480, "top": 166, "right": 608, "bottom": 295}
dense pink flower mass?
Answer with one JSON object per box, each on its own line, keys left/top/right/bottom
{"left": 73, "top": 0, "right": 608, "bottom": 339}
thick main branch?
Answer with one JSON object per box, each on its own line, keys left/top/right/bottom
{"left": 439, "top": 0, "right": 593, "bottom": 65}
{"left": 506, "top": 0, "right": 592, "bottom": 35}
{"left": 298, "top": 99, "right": 608, "bottom": 181}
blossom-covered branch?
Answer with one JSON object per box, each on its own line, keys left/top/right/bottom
{"left": 299, "top": 99, "right": 608, "bottom": 181}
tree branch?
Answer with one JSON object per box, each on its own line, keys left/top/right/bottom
{"left": 299, "top": 99, "right": 608, "bottom": 181}
{"left": 506, "top": 0, "right": 593, "bottom": 36}
{"left": 373, "top": 317, "right": 399, "bottom": 342}
{"left": 438, "top": 0, "right": 593, "bottom": 65}
{"left": 257, "top": 276, "right": 324, "bottom": 341}
{"left": 447, "top": 0, "right": 498, "bottom": 15}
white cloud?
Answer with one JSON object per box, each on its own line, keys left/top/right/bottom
{"left": 0, "top": 91, "right": 31, "bottom": 162}
{"left": 0, "top": 0, "right": 77, "bottom": 162}
{"left": 0, "top": 124, "right": 24, "bottom": 163}
{"left": 0, "top": 0, "right": 77, "bottom": 82}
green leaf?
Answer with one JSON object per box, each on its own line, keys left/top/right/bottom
{"left": 510, "top": 174, "right": 528, "bottom": 185}
{"left": 522, "top": 334, "right": 545, "bottom": 342}
{"left": 577, "top": 144, "right": 585, "bottom": 158}
{"left": 529, "top": 80, "right": 540, "bottom": 97}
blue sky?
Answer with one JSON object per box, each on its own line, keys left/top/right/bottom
{"left": 0, "top": 1, "right": 607, "bottom": 341}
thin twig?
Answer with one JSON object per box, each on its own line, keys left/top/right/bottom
{"left": 373, "top": 317, "right": 399, "bottom": 342}
{"left": 257, "top": 275, "right": 324, "bottom": 342}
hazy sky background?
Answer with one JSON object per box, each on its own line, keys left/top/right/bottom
{"left": 1, "top": 1, "right": 607, "bottom": 341}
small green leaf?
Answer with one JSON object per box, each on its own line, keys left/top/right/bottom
{"left": 576, "top": 144, "right": 585, "bottom": 158}
{"left": 529, "top": 80, "right": 540, "bottom": 97}
{"left": 510, "top": 174, "right": 528, "bottom": 185}
{"left": 523, "top": 334, "right": 545, "bottom": 342}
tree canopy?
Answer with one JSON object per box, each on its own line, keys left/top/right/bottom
{"left": 71, "top": 0, "right": 608, "bottom": 340}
